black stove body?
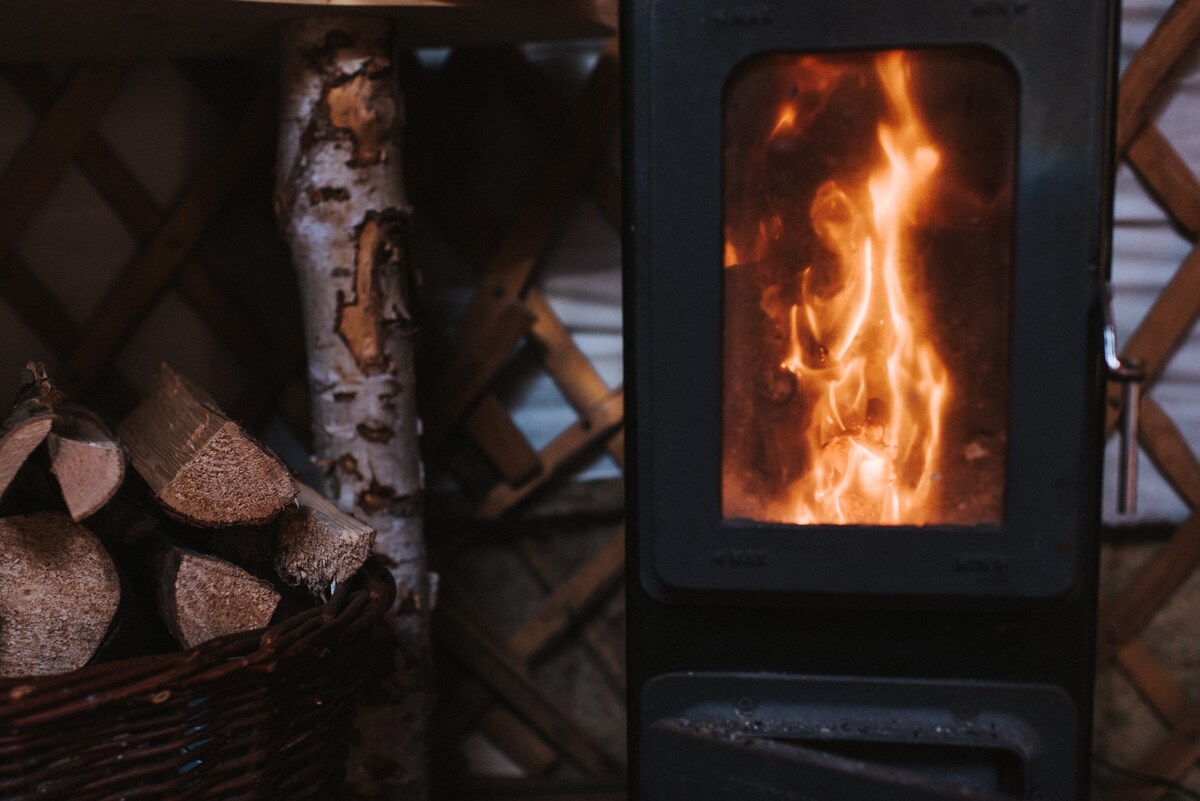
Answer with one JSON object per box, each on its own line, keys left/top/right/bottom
{"left": 623, "top": 1, "right": 1118, "bottom": 798}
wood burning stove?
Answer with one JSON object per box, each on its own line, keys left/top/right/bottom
{"left": 623, "top": 0, "right": 1119, "bottom": 797}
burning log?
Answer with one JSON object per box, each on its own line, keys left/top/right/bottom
{"left": 148, "top": 535, "right": 281, "bottom": 650}
{"left": 276, "top": 17, "right": 429, "bottom": 797}
{"left": 0, "top": 512, "right": 121, "bottom": 677}
{"left": 118, "top": 364, "right": 296, "bottom": 527}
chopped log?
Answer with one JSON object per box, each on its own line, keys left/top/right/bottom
{"left": 0, "top": 511, "right": 121, "bottom": 677}
{"left": 278, "top": 483, "right": 375, "bottom": 592}
{"left": 0, "top": 363, "right": 61, "bottom": 502}
{"left": 150, "top": 536, "right": 281, "bottom": 649}
{"left": 118, "top": 364, "right": 296, "bottom": 527}
{"left": 48, "top": 405, "right": 125, "bottom": 521}
{"left": 211, "top": 483, "right": 376, "bottom": 598}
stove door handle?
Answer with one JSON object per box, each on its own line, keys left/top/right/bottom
{"left": 1102, "top": 280, "right": 1145, "bottom": 515}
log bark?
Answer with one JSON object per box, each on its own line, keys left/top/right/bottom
{"left": 48, "top": 405, "right": 125, "bottom": 521}
{"left": 0, "top": 363, "right": 60, "bottom": 501}
{"left": 149, "top": 535, "right": 281, "bottom": 650}
{"left": 276, "top": 17, "right": 430, "bottom": 799}
{"left": 0, "top": 511, "right": 121, "bottom": 676}
{"left": 118, "top": 364, "right": 296, "bottom": 527}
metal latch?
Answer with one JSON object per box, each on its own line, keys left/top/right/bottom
{"left": 1103, "top": 282, "right": 1145, "bottom": 515}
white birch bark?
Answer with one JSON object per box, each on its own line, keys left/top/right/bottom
{"left": 276, "top": 17, "right": 429, "bottom": 800}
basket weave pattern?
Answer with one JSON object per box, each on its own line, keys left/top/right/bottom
{"left": 0, "top": 560, "right": 394, "bottom": 800}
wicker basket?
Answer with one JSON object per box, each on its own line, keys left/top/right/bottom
{"left": 0, "top": 558, "right": 395, "bottom": 800}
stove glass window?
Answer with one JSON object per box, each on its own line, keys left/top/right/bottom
{"left": 722, "top": 49, "right": 1017, "bottom": 526}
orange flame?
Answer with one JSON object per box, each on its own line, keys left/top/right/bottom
{"left": 777, "top": 52, "right": 949, "bottom": 525}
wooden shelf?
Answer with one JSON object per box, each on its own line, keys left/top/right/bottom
{"left": 0, "top": 0, "right": 611, "bottom": 60}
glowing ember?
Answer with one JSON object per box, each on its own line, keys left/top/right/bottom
{"left": 725, "top": 51, "right": 952, "bottom": 525}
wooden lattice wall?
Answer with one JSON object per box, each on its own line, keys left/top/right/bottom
{"left": 1095, "top": 0, "right": 1200, "bottom": 797}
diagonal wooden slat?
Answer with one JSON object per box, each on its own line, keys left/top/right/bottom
{"left": 419, "top": 302, "right": 542, "bottom": 485}
{"left": 423, "top": 299, "right": 537, "bottom": 450}
{"left": 0, "top": 253, "right": 140, "bottom": 413}
{"left": 2, "top": 63, "right": 309, "bottom": 435}
{"left": 1126, "top": 124, "right": 1200, "bottom": 240}
{"left": 1139, "top": 396, "right": 1200, "bottom": 508}
{"left": 434, "top": 596, "right": 622, "bottom": 778}
{"left": 436, "top": 672, "right": 561, "bottom": 777}
{"left": 0, "top": 254, "right": 83, "bottom": 359}
{"left": 525, "top": 288, "right": 624, "bottom": 468}
{"left": 1116, "top": 0, "right": 1200, "bottom": 153}
{"left": 431, "top": 46, "right": 620, "bottom": 446}
{"left": 519, "top": 536, "right": 625, "bottom": 692}
{"left": 508, "top": 527, "right": 625, "bottom": 665}
{"left": 1115, "top": 639, "right": 1196, "bottom": 729}
{"left": 477, "top": 705, "right": 561, "bottom": 776}
{"left": 477, "top": 391, "right": 624, "bottom": 520}
{"left": 1125, "top": 711, "right": 1200, "bottom": 801}
{"left": 1097, "top": 510, "right": 1200, "bottom": 664}
{"left": 0, "top": 63, "right": 128, "bottom": 272}
{"left": 61, "top": 78, "right": 276, "bottom": 392}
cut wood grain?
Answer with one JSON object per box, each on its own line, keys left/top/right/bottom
{"left": 0, "top": 512, "right": 121, "bottom": 677}
{"left": 48, "top": 406, "right": 124, "bottom": 521}
{"left": 277, "top": 483, "right": 375, "bottom": 592}
{"left": 212, "top": 483, "right": 376, "bottom": 597}
{"left": 118, "top": 364, "right": 296, "bottom": 527}
{"left": 149, "top": 536, "right": 280, "bottom": 650}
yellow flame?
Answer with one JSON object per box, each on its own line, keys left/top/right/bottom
{"left": 777, "top": 51, "right": 950, "bottom": 525}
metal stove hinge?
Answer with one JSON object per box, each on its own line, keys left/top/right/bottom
{"left": 1102, "top": 279, "right": 1145, "bottom": 515}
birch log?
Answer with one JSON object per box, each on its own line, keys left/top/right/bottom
{"left": 276, "top": 18, "right": 430, "bottom": 800}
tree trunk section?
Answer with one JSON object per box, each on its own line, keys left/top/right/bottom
{"left": 276, "top": 17, "right": 430, "bottom": 800}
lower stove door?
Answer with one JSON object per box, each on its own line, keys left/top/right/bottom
{"left": 639, "top": 674, "right": 1077, "bottom": 801}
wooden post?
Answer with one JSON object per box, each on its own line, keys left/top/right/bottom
{"left": 276, "top": 17, "right": 430, "bottom": 800}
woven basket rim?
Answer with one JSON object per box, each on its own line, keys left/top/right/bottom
{"left": 0, "top": 557, "right": 395, "bottom": 726}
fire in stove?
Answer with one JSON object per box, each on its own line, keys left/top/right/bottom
{"left": 722, "top": 49, "right": 1015, "bottom": 528}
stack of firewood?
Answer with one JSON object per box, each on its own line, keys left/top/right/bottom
{"left": 0, "top": 363, "right": 375, "bottom": 678}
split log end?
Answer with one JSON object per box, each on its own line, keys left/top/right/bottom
{"left": 0, "top": 512, "right": 121, "bottom": 677}
{"left": 154, "top": 541, "right": 281, "bottom": 650}
{"left": 120, "top": 365, "right": 297, "bottom": 527}
{"left": 48, "top": 408, "right": 125, "bottom": 521}
{"left": 159, "top": 421, "right": 296, "bottom": 527}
